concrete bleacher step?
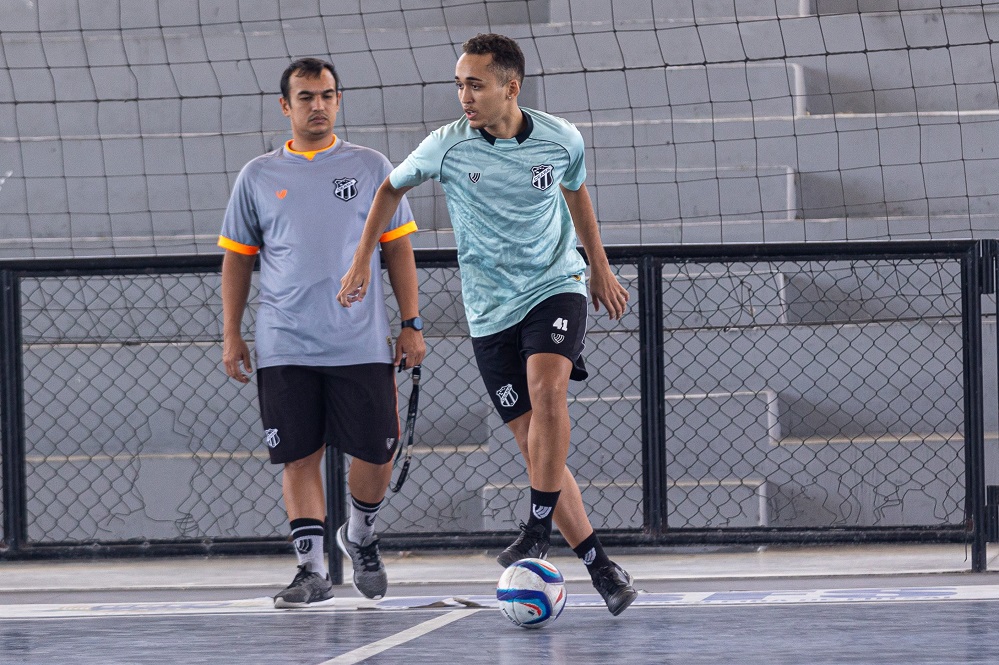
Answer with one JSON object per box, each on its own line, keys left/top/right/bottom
{"left": 665, "top": 319, "right": 974, "bottom": 440}
{"left": 548, "top": 0, "right": 807, "bottom": 22}
{"left": 808, "top": 0, "right": 997, "bottom": 15}
{"left": 479, "top": 477, "right": 771, "bottom": 531}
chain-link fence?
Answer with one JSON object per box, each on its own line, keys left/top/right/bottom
{"left": 0, "top": 242, "right": 995, "bottom": 569}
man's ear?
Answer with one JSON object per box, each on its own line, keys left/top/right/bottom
{"left": 507, "top": 77, "right": 521, "bottom": 100}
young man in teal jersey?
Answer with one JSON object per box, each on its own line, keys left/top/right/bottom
{"left": 337, "top": 34, "right": 637, "bottom": 616}
{"left": 220, "top": 58, "right": 426, "bottom": 607}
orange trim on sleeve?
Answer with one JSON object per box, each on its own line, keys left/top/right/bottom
{"left": 379, "top": 220, "right": 418, "bottom": 243}
{"left": 218, "top": 236, "right": 260, "bottom": 255}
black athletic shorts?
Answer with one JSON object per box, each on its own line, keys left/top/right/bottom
{"left": 471, "top": 292, "right": 588, "bottom": 423}
{"left": 257, "top": 363, "right": 399, "bottom": 465}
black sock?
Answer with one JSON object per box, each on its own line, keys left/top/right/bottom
{"left": 526, "top": 488, "right": 560, "bottom": 534}
{"left": 573, "top": 531, "right": 612, "bottom": 572}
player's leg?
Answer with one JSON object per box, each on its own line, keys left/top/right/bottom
{"left": 507, "top": 411, "right": 592, "bottom": 545}
{"left": 259, "top": 365, "right": 336, "bottom": 608}
{"left": 471, "top": 327, "right": 549, "bottom": 565}
{"left": 325, "top": 363, "right": 397, "bottom": 600}
{"left": 507, "top": 407, "right": 638, "bottom": 615}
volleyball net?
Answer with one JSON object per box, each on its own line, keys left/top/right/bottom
{"left": 2, "top": 1, "right": 998, "bottom": 259}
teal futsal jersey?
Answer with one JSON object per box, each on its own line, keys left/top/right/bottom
{"left": 389, "top": 108, "right": 588, "bottom": 337}
{"left": 220, "top": 137, "right": 416, "bottom": 368}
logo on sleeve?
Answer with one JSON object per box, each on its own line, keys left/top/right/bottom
{"left": 334, "top": 177, "right": 358, "bottom": 201}
{"left": 531, "top": 164, "right": 554, "bottom": 190}
{"left": 468, "top": 172, "right": 481, "bottom": 183}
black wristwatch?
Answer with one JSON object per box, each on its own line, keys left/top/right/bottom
{"left": 401, "top": 316, "right": 424, "bottom": 332}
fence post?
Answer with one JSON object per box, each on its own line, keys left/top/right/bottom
{"left": 962, "top": 244, "right": 988, "bottom": 572}
{"left": 638, "top": 255, "right": 668, "bottom": 536}
{"left": 325, "top": 450, "right": 348, "bottom": 585}
{"left": 0, "top": 270, "right": 27, "bottom": 552}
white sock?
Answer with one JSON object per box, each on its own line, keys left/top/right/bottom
{"left": 348, "top": 496, "right": 383, "bottom": 544}
{"left": 291, "top": 521, "right": 327, "bottom": 578}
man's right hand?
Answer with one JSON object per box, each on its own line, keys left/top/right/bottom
{"left": 223, "top": 336, "right": 253, "bottom": 383}
{"left": 337, "top": 261, "right": 372, "bottom": 307}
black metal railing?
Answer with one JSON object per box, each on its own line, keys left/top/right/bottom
{"left": 0, "top": 241, "right": 995, "bottom": 581}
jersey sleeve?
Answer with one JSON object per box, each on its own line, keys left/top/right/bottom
{"left": 389, "top": 130, "right": 444, "bottom": 190}
{"left": 218, "top": 162, "right": 263, "bottom": 255}
{"left": 377, "top": 152, "right": 419, "bottom": 243}
{"left": 561, "top": 123, "right": 587, "bottom": 192}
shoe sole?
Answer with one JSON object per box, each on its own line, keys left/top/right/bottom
{"left": 273, "top": 595, "right": 336, "bottom": 609}
{"left": 496, "top": 548, "right": 549, "bottom": 568}
{"left": 336, "top": 526, "right": 387, "bottom": 600}
{"left": 607, "top": 588, "right": 638, "bottom": 616}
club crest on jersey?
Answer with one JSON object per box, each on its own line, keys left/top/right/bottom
{"left": 334, "top": 177, "right": 358, "bottom": 201}
{"left": 468, "top": 172, "right": 481, "bottom": 183}
{"left": 531, "top": 164, "right": 554, "bottom": 190}
{"left": 496, "top": 383, "right": 519, "bottom": 408}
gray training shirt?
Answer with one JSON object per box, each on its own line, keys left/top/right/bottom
{"left": 220, "top": 137, "right": 417, "bottom": 368}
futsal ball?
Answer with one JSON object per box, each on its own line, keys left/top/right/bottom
{"left": 496, "top": 558, "right": 567, "bottom": 629}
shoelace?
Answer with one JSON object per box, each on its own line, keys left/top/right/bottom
{"left": 290, "top": 564, "right": 317, "bottom": 586}
{"left": 357, "top": 538, "right": 382, "bottom": 572}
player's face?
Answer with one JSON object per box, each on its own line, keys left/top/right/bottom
{"left": 455, "top": 53, "right": 517, "bottom": 131}
{"left": 280, "top": 69, "right": 341, "bottom": 144}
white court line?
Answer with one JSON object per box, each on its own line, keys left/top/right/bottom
{"left": 317, "top": 609, "right": 479, "bottom": 665}
{"left": 7, "top": 586, "right": 999, "bottom": 621}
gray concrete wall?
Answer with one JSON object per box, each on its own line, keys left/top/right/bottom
{"left": 2, "top": 1, "right": 998, "bottom": 256}
{"left": 2, "top": 1, "right": 995, "bottom": 542}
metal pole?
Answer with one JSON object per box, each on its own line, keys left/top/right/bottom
{"left": 325, "top": 449, "right": 348, "bottom": 585}
{"left": 638, "top": 256, "right": 668, "bottom": 536}
{"left": 0, "top": 270, "right": 27, "bottom": 552}
{"left": 961, "top": 246, "right": 988, "bottom": 572}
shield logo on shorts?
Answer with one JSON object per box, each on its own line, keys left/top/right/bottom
{"left": 496, "top": 383, "right": 519, "bottom": 408}
{"left": 264, "top": 428, "right": 280, "bottom": 449}
{"left": 334, "top": 177, "right": 358, "bottom": 201}
{"left": 531, "top": 164, "right": 554, "bottom": 190}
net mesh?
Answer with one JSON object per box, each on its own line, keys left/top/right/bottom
{"left": 3, "top": 1, "right": 999, "bottom": 259}
{"left": 12, "top": 253, "right": 981, "bottom": 545}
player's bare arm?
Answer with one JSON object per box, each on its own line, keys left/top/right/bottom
{"left": 381, "top": 233, "right": 426, "bottom": 369}
{"left": 338, "top": 178, "right": 413, "bottom": 307}
{"left": 221, "top": 249, "right": 256, "bottom": 383}
{"left": 561, "top": 183, "right": 629, "bottom": 319}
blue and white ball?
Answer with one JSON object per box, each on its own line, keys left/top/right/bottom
{"left": 496, "top": 558, "right": 567, "bottom": 629}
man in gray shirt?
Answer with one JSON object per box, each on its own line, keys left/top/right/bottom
{"left": 220, "top": 58, "right": 424, "bottom": 607}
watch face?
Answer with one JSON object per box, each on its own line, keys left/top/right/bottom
{"left": 404, "top": 317, "right": 423, "bottom": 331}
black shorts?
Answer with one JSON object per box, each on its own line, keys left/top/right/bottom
{"left": 257, "top": 364, "right": 400, "bottom": 465}
{"left": 472, "top": 292, "right": 588, "bottom": 423}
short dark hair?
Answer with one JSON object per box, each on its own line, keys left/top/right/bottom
{"left": 280, "top": 58, "right": 340, "bottom": 101}
{"left": 461, "top": 33, "right": 525, "bottom": 85}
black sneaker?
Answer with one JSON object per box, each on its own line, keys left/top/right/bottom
{"left": 273, "top": 564, "right": 335, "bottom": 609}
{"left": 496, "top": 522, "right": 550, "bottom": 568}
{"left": 590, "top": 562, "right": 637, "bottom": 616}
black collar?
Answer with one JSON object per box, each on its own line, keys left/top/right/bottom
{"left": 477, "top": 110, "right": 534, "bottom": 145}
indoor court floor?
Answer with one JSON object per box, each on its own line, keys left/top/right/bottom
{"left": 1, "top": 544, "right": 998, "bottom": 664}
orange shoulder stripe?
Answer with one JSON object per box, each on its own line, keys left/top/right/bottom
{"left": 379, "top": 220, "right": 418, "bottom": 243}
{"left": 218, "top": 236, "right": 260, "bottom": 255}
